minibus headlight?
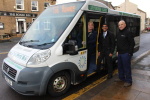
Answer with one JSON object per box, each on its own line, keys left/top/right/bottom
{"left": 27, "top": 49, "right": 51, "bottom": 65}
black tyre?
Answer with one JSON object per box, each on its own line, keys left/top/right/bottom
{"left": 47, "top": 71, "right": 71, "bottom": 96}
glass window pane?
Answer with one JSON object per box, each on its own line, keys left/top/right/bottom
{"left": 32, "top": 1, "right": 38, "bottom": 10}
{"left": 17, "top": 5, "right": 23, "bottom": 9}
{"left": 32, "top": 1, "right": 37, "bottom": 6}
{"left": 66, "top": 14, "right": 86, "bottom": 50}
{"left": 32, "top": 6, "right": 37, "bottom": 10}
{"left": 44, "top": 3, "right": 50, "bottom": 7}
{"left": 107, "top": 15, "right": 120, "bottom": 37}
{"left": 16, "top": 0, "right": 23, "bottom": 4}
{"left": 21, "top": 2, "right": 85, "bottom": 46}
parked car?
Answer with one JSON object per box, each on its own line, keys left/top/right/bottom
{"left": 146, "top": 26, "right": 150, "bottom": 31}
{"left": 146, "top": 25, "right": 150, "bottom": 31}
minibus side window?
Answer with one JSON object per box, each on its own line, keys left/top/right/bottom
{"left": 122, "top": 16, "right": 140, "bottom": 37}
{"left": 107, "top": 15, "right": 121, "bottom": 37}
{"left": 66, "top": 15, "right": 86, "bottom": 50}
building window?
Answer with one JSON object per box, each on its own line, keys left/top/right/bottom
{"left": 44, "top": 2, "right": 50, "bottom": 9}
{"left": 16, "top": 0, "right": 24, "bottom": 10}
{"left": 31, "top": 1, "right": 38, "bottom": 11}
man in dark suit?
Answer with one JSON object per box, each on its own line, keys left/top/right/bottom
{"left": 95, "top": 23, "right": 115, "bottom": 79}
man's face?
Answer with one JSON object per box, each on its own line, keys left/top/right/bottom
{"left": 118, "top": 21, "right": 126, "bottom": 30}
{"left": 102, "top": 25, "right": 108, "bottom": 32}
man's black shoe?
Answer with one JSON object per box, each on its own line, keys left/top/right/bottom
{"left": 107, "top": 74, "right": 112, "bottom": 79}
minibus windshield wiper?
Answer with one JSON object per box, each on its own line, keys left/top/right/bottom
{"left": 37, "top": 42, "right": 55, "bottom": 46}
{"left": 20, "top": 40, "right": 39, "bottom": 43}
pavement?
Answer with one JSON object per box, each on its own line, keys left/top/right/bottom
{"left": 73, "top": 67, "right": 150, "bottom": 100}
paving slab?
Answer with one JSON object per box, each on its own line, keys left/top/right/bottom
{"left": 111, "top": 88, "right": 140, "bottom": 100}
{"left": 135, "top": 92, "right": 150, "bottom": 100}
{"left": 76, "top": 56, "right": 150, "bottom": 100}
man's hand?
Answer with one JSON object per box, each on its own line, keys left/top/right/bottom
{"left": 98, "top": 52, "right": 100, "bottom": 57}
{"left": 117, "top": 52, "right": 118, "bottom": 57}
{"left": 82, "top": 41, "right": 85, "bottom": 45}
{"left": 109, "top": 53, "right": 113, "bottom": 57}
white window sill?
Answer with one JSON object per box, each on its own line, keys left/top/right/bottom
{"left": 31, "top": 10, "right": 39, "bottom": 12}
{"left": 16, "top": 9, "right": 25, "bottom": 11}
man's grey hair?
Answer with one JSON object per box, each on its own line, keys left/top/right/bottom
{"left": 119, "top": 20, "right": 126, "bottom": 24}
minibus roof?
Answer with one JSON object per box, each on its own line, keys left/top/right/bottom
{"left": 54, "top": 0, "right": 140, "bottom": 18}
{"left": 81, "top": 0, "right": 140, "bottom": 18}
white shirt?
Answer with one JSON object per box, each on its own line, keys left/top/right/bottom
{"left": 103, "top": 31, "right": 107, "bottom": 38}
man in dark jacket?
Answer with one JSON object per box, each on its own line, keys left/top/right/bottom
{"left": 95, "top": 23, "right": 115, "bottom": 79}
{"left": 115, "top": 20, "right": 135, "bottom": 87}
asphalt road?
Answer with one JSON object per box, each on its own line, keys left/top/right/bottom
{"left": 0, "top": 32, "right": 150, "bottom": 100}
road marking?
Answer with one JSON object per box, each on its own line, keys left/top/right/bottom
{"left": 62, "top": 69, "right": 118, "bottom": 100}
{"left": 0, "top": 52, "right": 8, "bottom": 55}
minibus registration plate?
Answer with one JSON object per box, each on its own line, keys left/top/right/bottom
{"left": 5, "top": 76, "right": 12, "bottom": 86}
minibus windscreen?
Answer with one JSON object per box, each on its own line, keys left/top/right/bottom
{"left": 20, "top": 1, "right": 85, "bottom": 47}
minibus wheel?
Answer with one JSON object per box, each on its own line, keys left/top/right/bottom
{"left": 48, "top": 71, "right": 71, "bottom": 96}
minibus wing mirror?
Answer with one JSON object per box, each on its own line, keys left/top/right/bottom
{"left": 63, "top": 40, "right": 78, "bottom": 55}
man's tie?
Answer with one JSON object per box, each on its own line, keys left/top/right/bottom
{"left": 103, "top": 32, "right": 106, "bottom": 38}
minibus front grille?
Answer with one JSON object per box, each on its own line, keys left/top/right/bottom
{"left": 3, "top": 62, "right": 17, "bottom": 79}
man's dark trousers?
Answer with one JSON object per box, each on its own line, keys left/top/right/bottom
{"left": 97, "top": 50, "right": 113, "bottom": 74}
{"left": 118, "top": 53, "right": 132, "bottom": 83}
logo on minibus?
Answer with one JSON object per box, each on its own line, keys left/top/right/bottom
{"left": 78, "top": 56, "right": 86, "bottom": 68}
{"left": 119, "top": 12, "right": 139, "bottom": 18}
{"left": 9, "top": 51, "right": 28, "bottom": 62}
{"left": 88, "top": 5, "right": 108, "bottom": 12}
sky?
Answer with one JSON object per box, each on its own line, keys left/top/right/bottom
{"left": 57, "top": 0, "right": 150, "bottom": 18}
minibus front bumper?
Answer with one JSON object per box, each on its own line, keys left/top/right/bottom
{"left": 2, "top": 58, "right": 54, "bottom": 96}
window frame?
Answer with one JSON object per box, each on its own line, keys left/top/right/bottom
{"left": 44, "top": 2, "right": 50, "bottom": 9}
{"left": 16, "top": 0, "right": 24, "bottom": 10}
{"left": 31, "top": 1, "right": 38, "bottom": 11}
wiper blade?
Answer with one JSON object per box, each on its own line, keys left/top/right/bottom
{"left": 37, "top": 42, "right": 55, "bottom": 46}
{"left": 20, "top": 40, "right": 39, "bottom": 43}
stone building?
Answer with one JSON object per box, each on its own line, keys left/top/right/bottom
{"left": 146, "top": 18, "right": 150, "bottom": 26}
{"left": 0, "top": 0, "right": 56, "bottom": 36}
{"left": 95, "top": 0, "right": 115, "bottom": 10}
{"left": 114, "top": 0, "right": 146, "bottom": 31}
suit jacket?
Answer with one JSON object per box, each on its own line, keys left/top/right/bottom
{"left": 98, "top": 30, "right": 115, "bottom": 54}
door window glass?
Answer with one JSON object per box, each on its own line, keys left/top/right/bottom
{"left": 65, "top": 14, "right": 86, "bottom": 50}
{"left": 107, "top": 15, "right": 121, "bottom": 37}
{"left": 122, "top": 16, "right": 140, "bottom": 37}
